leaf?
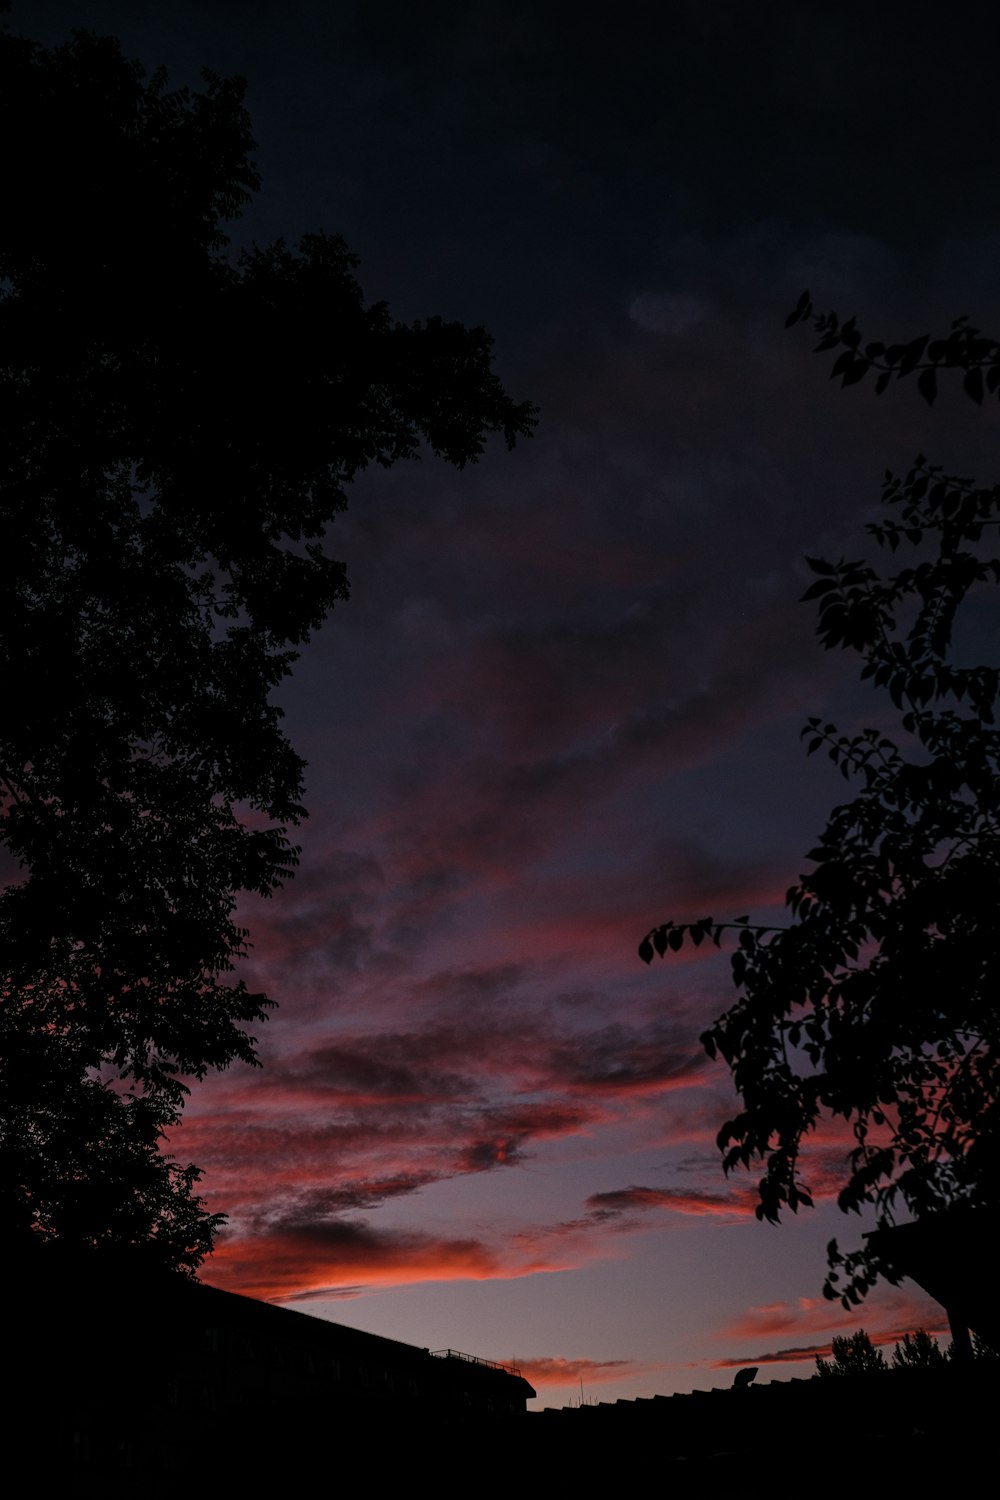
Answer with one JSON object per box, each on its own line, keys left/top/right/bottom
{"left": 917, "top": 366, "right": 938, "bottom": 404}
{"left": 785, "top": 289, "right": 813, "bottom": 327}
{"left": 797, "top": 289, "right": 812, "bottom": 311}
{"left": 801, "top": 578, "right": 837, "bottom": 601}
{"left": 963, "top": 366, "right": 985, "bottom": 404}
{"left": 840, "top": 358, "right": 870, "bottom": 387}
{"left": 897, "top": 335, "right": 930, "bottom": 376}
{"left": 830, "top": 350, "right": 855, "bottom": 380}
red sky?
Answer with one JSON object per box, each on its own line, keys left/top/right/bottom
{"left": 22, "top": 0, "right": 1000, "bottom": 1405}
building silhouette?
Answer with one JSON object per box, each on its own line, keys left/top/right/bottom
{"left": 14, "top": 1221, "right": 1000, "bottom": 1494}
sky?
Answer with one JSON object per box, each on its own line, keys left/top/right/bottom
{"left": 18, "top": 1, "right": 1000, "bottom": 1403}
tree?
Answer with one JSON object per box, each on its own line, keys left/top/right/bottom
{"left": 641, "top": 295, "right": 1000, "bottom": 1306}
{"left": 0, "top": 1003, "right": 220, "bottom": 1275}
{"left": 815, "top": 1329, "right": 887, "bottom": 1378}
{"left": 892, "top": 1329, "right": 946, "bottom": 1369}
{"left": 0, "top": 25, "right": 534, "bottom": 1269}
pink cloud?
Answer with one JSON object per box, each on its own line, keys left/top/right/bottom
{"left": 174, "top": 1002, "right": 711, "bottom": 1214}
{"left": 203, "top": 1212, "right": 606, "bottom": 1302}
{"left": 518, "top": 1355, "right": 666, "bottom": 1388}
{"left": 710, "top": 1290, "right": 950, "bottom": 1368}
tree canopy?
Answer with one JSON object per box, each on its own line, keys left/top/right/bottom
{"left": 0, "top": 24, "right": 534, "bottom": 1271}
{"left": 815, "top": 1329, "right": 887, "bottom": 1378}
{"left": 891, "top": 1329, "right": 946, "bottom": 1369}
{"left": 814, "top": 1326, "right": 955, "bottom": 1374}
{"left": 641, "top": 296, "right": 1000, "bottom": 1306}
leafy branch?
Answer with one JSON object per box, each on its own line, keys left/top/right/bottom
{"left": 639, "top": 343, "right": 1000, "bottom": 1304}
{"left": 785, "top": 290, "right": 1000, "bottom": 406}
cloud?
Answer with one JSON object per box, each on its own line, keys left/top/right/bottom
{"left": 292, "top": 1039, "right": 473, "bottom": 1105}
{"left": 386, "top": 623, "right": 827, "bottom": 892}
{"left": 585, "top": 1183, "right": 753, "bottom": 1220}
{"left": 628, "top": 292, "right": 706, "bottom": 336}
{"left": 709, "top": 1319, "right": 951, "bottom": 1369}
{"left": 236, "top": 850, "right": 384, "bottom": 988}
{"left": 518, "top": 1355, "right": 665, "bottom": 1387}
{"left": 181, "top": 1000, "right": 708, "bottom": 1181}
{"left": 260, "top": 1010, "right": 708, "bottom": 1118}
{"left": 264, "top": 1174, "right": 440, "bottom": 1217}
{"left": 544, "top": 1024, "right": 708, "bottom": 1097}
{"left": 204, "top": 1212, "right": 594, "bottom": 1302}
{"left": 207, "top": 1219, "right": 505, "bottom": 1301}
{"left": 712, "top": 1342, "right": 835, "bottom": 1368}
{"left": 710, "top": 1292, "right": 950, "bottom": 1369}
{"left": 172, "top": 256, "right": 897, "bottom": 1311}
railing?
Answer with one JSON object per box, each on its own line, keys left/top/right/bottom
{"left": 430, "top": 1348, "right": 522, "bottom": 1377}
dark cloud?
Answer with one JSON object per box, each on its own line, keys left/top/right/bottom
{"left": 258, "top": 1174, "right": 439, "bottom": 1220}
{"left": 585, "top": 1184, "right": 750, "bottom": 1221}
{"left": 296, "top": 1042, "right": 472, "bottom": 1104}
{"left": 453, "top": 1102, "right": 599, "bottom": 1173}
{"left": 545, "top": 1025, "right": 707, "bottom": 1096}
{"left": 458, "top": 1138, "right": 525, "bottom": 1172}
{"left": 712, "top": 1342, "right": 835, "bottom": 1369}
{"left": 252, "top": 1004, "right": 707, "bottom": 1112}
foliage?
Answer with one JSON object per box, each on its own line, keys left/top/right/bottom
{"left": 785, "top": 288, "right": 1000, "bottom": 407}
{"left": 641, "top": 295, "right": 1000, "bottom": 1306}
{"left": 815, "top": 1329, "right": 887, "bottom": 1378}
{"left": 817, "top": 1325, "right": 988, "bottom": 1377}
{"left": 0, "top": 25, "right": 534, "bottom": 1269}
{"left": 0, "top": 1000, "right": 220, "bottom": 1274}
{"left": 892, "top": 1328, "right": 946, "bottom": 1369}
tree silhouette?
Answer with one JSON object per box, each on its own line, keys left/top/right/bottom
{"left": 815, "top": 1329, "right": 887, "bottom": 1378}
{"left": 892, "top": 1329, "right": 946, "bottom": 1369}
{"left": 1, "top": 1002, "right": 219, "bottom": 1273}
{"left": 641, "top": 297, "right": 1000, "bottom": 1306}
{"left": 0, "top": 24, "right": 534, "bottom": 1269}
